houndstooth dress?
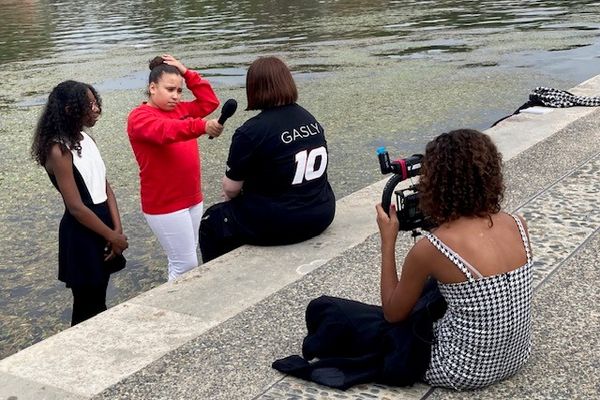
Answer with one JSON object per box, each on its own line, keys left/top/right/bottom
{"left": 423, "top": 214, "right": 533, "bottom": 390}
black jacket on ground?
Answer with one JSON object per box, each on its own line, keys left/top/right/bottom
{"left": 273, "top": 280, "right": 447, "bottom": 390}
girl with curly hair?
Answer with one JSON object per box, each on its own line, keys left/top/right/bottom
{"left": 374, "top": 128, "right": 533, "bottom": 389}
{"left": 32, "top": 80, "right": 128, "bottom": 326}
{"left": 275, "top": 129, "right": 533, "bottom": 391}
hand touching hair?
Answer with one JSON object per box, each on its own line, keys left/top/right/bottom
{"left": 148, "top": 54, "right": 182, "bottom": 84}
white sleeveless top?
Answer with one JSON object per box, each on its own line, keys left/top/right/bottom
{"left": 72, "top": 132, "right": 107, "bottom": 204}
{"left": 423, "top": 214, "right": 533, "bottom": 390}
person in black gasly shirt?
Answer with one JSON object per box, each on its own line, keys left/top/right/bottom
{"left": 199, "top": 56, "right": 336, "bottom": 263}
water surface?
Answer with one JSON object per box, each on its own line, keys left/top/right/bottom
{"left": 1, "top": 0, "right": 599, "bottom": 359}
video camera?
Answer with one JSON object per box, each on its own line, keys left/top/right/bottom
{"left": 377, "top": 147, "right": 434, "bottom": 233}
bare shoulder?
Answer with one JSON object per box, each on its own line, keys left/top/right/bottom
{"left": 427, "top": 222, "right": 461, "bottom": 244}
{"left": 404, "top": 235, "right": 436, "bottom": 272}
{"left": 511, "top": 213, "right": 531, "bottom": 254}
{"left": 516, "top": 213, "right": 528, "bottom": 231}
{"left": 46, "top": 143, "right": 72, "bottom": 172}
{"left": 499, "top": 211, "right": 529, "bottom": 234}
{"left": 47, "top": 142, "right": 71, "bottom": 160}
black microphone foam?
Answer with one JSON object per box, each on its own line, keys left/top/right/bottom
{"left": 218, "top": 99, "right": 238, "bottom": 125}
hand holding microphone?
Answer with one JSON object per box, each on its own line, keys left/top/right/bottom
{"left": 205, "top": 119, "right": 224, "bottom": 138}
{"left": 208, "top": 98, "right": 238, "bottom": 139}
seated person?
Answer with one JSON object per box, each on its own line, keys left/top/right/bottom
{"left": 199, "top": 56, "right": 336, "bottom": 263}
{"left": 274, "top": 129, "right": 533, "bottom": 391}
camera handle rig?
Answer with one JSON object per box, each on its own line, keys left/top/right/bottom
{"left": 377, "top": 147, "right": 425, "bottom": 240}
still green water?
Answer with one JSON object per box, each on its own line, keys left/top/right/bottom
{"left": 0, "top": 0, "right": 599, "bottom": 358}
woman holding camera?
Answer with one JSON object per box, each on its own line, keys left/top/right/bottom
{"left": 275, "top": 129, "right": 533, "bottom": 391}
{"left": 377, "top": 128, "right": 532, "bottom": 389}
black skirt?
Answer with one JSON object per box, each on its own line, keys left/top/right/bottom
{"left": 58, "top": 201, "right": 112, "bottom": 288}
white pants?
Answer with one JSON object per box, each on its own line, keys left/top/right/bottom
{"left": 144, "top": 202, "right": 203, "bottom": 281}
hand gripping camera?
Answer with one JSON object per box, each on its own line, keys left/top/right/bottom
{"left": 377, "top": 147, "right": 434, "bottom": 234}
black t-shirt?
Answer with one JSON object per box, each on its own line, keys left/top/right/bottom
{"left": 226, "top": 103, "right": 335, "bottom": 231}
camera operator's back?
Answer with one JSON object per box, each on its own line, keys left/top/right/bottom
{"left": 422, "top": 211, "right": 533, "bottom": 390}
{"left": 424, "top": 211, "right": 530, "bottom": 283}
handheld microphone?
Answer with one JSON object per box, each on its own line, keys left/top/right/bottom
{"left": 210, "top": 99, "right": 238, "bottom": 139}
{"left": 218, "top": 99, "right": 238, "bottom": 125}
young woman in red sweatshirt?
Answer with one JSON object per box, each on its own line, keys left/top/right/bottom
{"left": 127, "top": 54, "right": 223, "bottom": 281}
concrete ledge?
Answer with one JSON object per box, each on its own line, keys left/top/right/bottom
{"left": 0, "top": 302, "right": 206, "bottom": 397}
{"left": 128, "top": 177, "right": 387, "bottom": 322}
{"left": 2, "top": 76, "right": 600, "bottom": 399}
{"left": 0, "top": 371, "right": 85, "bottom": 400}
{"left": 486, "top": 74, "right": 600, "bottom": 161}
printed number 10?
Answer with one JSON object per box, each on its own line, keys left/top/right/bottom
{"left": 292, "top": 146, "right": 328, "bottom": 185}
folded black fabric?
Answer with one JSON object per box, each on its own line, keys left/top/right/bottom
{"left": 273, "top": 280, "right": 447, "bottom": 390}
{"left": 303, "top": 296, "right": 389, "bottom": 360}
{"left": 272, "top": 353, "right": 380, "bottom": 390}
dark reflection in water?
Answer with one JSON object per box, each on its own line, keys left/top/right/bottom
{"left": 1, "top": 0, "right": 598, "bottom": 65}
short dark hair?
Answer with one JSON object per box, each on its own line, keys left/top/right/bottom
{"left": 418, "top": 129, "right": 504, "bottom": 224}
{"left": 246, "top": 56, "right": 298, "bottom": 110}
{"left": 148, "top": 56, "right": 180, "bottom": 84}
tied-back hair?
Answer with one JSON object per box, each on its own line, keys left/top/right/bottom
{"left": 418, "top": 129, "right": 504, "bottom": 225}
{"left": 148, "top": 56, "right": 180, "bottom": 84}
{"left": 246, "top": 56, "right": 298, "bottom": 110}
{"left": 31, "top": 80, "right": 101, "bottom": 166}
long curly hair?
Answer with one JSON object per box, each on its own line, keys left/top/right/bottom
{"left": 31, "top": 80, "right": 101, "bottom": 166}
{"left": 418, "top": 129, "right": 504, "bottom": 225}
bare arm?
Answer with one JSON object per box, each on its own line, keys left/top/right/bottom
{"left": 222, "top": 176, "right": 243, "bottom": 200}
{"left": 104, "top": 181, "right": 125, "bottom": 260}
{"left": 46, "top": 144, "right": 128, "bottom": 255}
{"left": 106, "top": 181, "right": 122, "bottom": 234}
{"left": 376, "top": 203, "right": 430, "bottom": 323}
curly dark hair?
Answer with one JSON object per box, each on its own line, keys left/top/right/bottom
{"left": 418, "top": 129, "right": 504, "bottom": 225}
{"left": 31, "top": 80, "right": 101, "bottom": 166}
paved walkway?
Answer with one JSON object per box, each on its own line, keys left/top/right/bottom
{"left": 1, "top": 77, "right": 599, "bottom": 400}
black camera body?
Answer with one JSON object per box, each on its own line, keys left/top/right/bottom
{"left": 377, "top": 147, "right": 433, "bottom": 232}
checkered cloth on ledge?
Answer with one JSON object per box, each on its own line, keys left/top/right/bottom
{"left": 530, "top": 86, "right": 600, "bottom": 108}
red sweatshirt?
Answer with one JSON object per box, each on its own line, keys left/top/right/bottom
{"left": 127, "top": 70, "right": 220, "bottom": 214}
